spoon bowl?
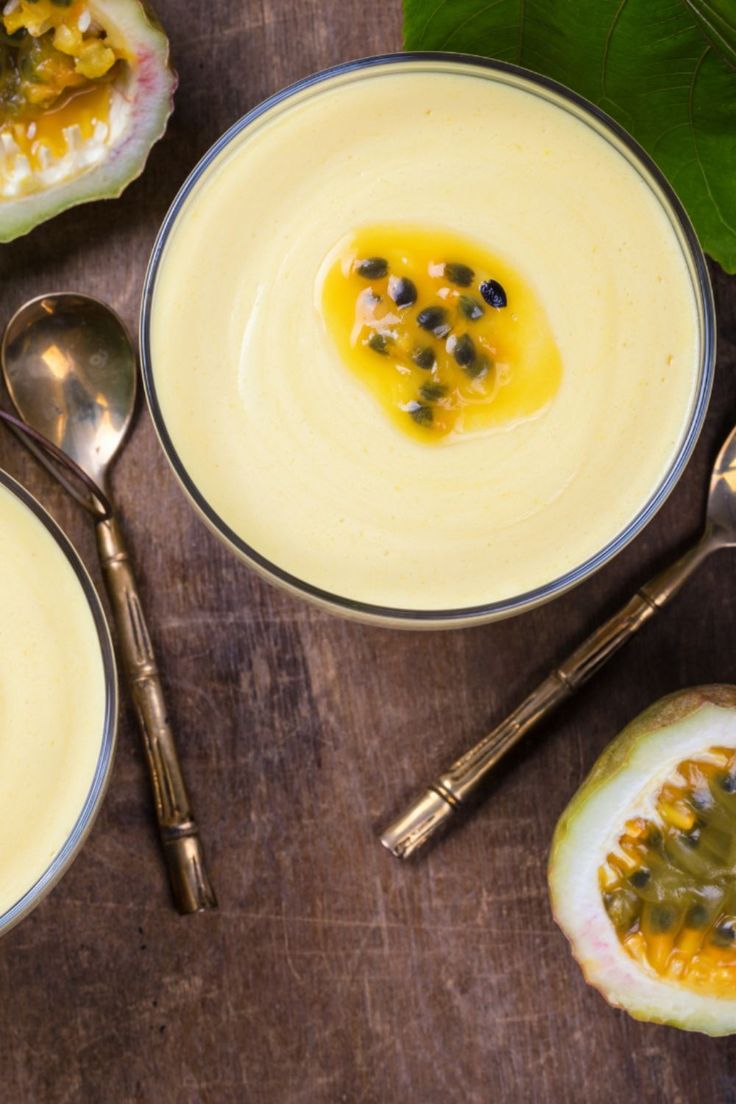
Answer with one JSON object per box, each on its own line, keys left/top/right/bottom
{"left": 2, "top": 293, "right": 136, "bottom": 492}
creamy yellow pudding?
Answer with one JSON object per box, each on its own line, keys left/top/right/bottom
{"left": 148, "top": 61, "right": 704, "bottom": 614}
{"left": 0, "top": 482, "right": 107, "bottom": 919}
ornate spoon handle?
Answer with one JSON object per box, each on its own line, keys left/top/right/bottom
{"left": 97, "top": 515, "right": 217, "bottom": 912}
{"left": 380, "top": 531, "right": 717, "bottom": 860}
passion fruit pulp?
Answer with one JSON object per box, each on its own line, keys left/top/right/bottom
{"left": 0, "top": 0, "right": 175, "bottom": 241}
{"left": 549, "top": 687, "right": 736, "bottom": 1035}
{"left": 320, "top": 225, "right": 562, "bottom": 441}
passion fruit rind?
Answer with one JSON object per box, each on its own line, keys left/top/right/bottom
{"left": 549, "top": 686, "right": 736, "bottom": 1036}
{"left": 0, "top": 0, "right": 176, "bottom": 242}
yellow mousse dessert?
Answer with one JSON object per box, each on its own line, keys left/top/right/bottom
{"left": 0, "top": 482, "right": 107, "bottom": 918}
{"left": 148, "top": 61, "right": 703, "bottom": 613}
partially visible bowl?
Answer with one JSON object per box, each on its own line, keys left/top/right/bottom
{"left": 0, "top": 470, "right": 117, "bottom": 935}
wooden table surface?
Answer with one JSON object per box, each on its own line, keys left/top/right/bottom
{"left": 2, "top": 2, "right": 736, "bottom": 1101}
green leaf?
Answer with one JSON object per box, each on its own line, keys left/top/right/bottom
{"left": 404, "top": 0, "right": 736, "bottom": 272}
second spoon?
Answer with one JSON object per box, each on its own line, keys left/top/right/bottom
{"left": 381, "top": 420, "right": 736, "bottom": 860}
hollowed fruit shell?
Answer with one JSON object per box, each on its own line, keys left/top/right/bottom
{"left": 0, "top": 0, "right": 176, "bottom": 242}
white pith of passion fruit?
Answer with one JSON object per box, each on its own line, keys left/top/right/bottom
{"left": 0, "top": 0, "right": 175, "bottom": 241}
{"left": 549, "top": 686, "right": 736, "bottom": 1036}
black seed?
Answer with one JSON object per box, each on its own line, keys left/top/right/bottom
{"left": 419, "top": 382, "right": 448, "bottom": 403}
{"left": 452, "top": 333, "right": 476, "bottom": 367}
{"left": 417, "top": 306, "right": 450, "bottom": 337}
{"left": 719, "top": 772, "right": 736, "bottom": 793}
{"left": 412, "top": 346, "right": 436, "bottom": 370}
{"left": 459, "top": 295, "right": 485, "bottom": 321}
{"left": 714, "top": 921, "right": 736, "bottom": 945}
{"left": 650, "top": 905, "right": 675, "bottom": 933}
{"left": 686, "top": 903, "right": 708, "bottom": 928}
{"left": 357, "top": 257, "right": 388, "bottom": 279}
{"left": 388, "top": 276, "right": 417, "bottom": 308}
{"left": 691, "top": 791, "right": 711, "bottom": 811}
{"left": 407, "top": 402, "right": 433, "bottom": 427}
{"left": 629, "top": 869, "right": 650, "bottom": 889}
{"left": 480, "top": 278, "right": 508, "bottom": 309}
{"left": 444, "top": 262, "right": 474, "bottom": 287}
{"left": 464, "top": 354, "right": 490, "bottom": 381}
{"left": 682, "top": 827, "right": 701, "bottom": 848}
{"left": 647, "top": 827, "right": 663, "bottom": 847}
{"left": 367, "top": 333, "right": 390, "bottom": 355}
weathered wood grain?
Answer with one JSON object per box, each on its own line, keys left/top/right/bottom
{"left": 1, "top": 2, "right": 736, "bottom": 1101}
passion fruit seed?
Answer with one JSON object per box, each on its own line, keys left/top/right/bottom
{"left": 650, "top": 905, "right": 676, "bottom": 932}
{"left": 686, "top": 903, "right": 709, "bottom": 928}
{"left": 357, "top": 257, "right": 389, "bottom": 279}
{"left": 464, "top": 354, "right": 490, "bottom": 381}
{"left": 629, "top": 869, "right": 651, "bottom": 889}
{"left": 452, "top": 333, "right": 476, "bottom": 368}
{"left": 605, "top": 889, "right": 640, "bottom": 932}
{"left": 444, "top": 262, "right": 474, "bottom": 287}
{"left": 388, "top": 276, "right": 417, "bottom": 308}
{"left": 419, "top": 382, "right": 448, "bottom": 403}
{"left": 713, "top": 922, "right": 736, "bottom": 945}
{"left": 412, "top": 346, "right": 435, "bottom": 370}
{"left": 480, "top": 279, "right": 508, "bottom": 309}
{"left": 367, "top": 333, "right": 390, "bottom": 355}
{"left": 417, "top": 305, "right": 450, "bottom": 337}
{"left": 459, "top": 295, "right": 485, "bottom": 321}
{"left": 407, "top": 402, "right": 433, "bottom": 427}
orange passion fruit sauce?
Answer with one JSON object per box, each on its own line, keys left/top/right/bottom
{"left": 319, "top": 226, "right": 562, "bottom": 441}
{"left": 600, "top": 748, "right": 736, "bottom": 997}
{"left": 1, "top": 0, "right": 121, "bottom": 163}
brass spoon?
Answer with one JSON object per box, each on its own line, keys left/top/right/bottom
{"left": 2, "top": 293, "right": 216, "bottom": 913}
{"left": 381, "top": 420, "right": 736, "bottom": 860}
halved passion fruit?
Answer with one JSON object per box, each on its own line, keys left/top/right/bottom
{"left": 0, "top": 0, "right": 175, "bottom": 241}
{"left": 549, "top": 686, "right": 736, "bottom": 1035}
